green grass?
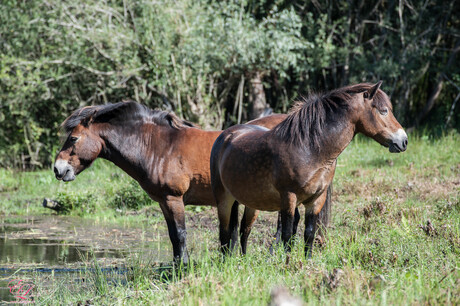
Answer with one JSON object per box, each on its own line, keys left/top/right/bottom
{"left": 1, "top": 133, "right": 459, "bottom": 305}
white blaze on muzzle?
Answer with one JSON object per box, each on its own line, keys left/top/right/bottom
{"left": 54, "top": 159, "right": 76, "bottom": 181}
{"left": 389, "top": 129, "right": 408, "bottom": 152}
{"left": 392, "top": 129, "right": 407, "bottom": 142}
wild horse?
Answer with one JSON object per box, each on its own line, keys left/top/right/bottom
{"left": 211, "top": 82, "right": 407, "bottom": 257}
{"left": 54, "top": 102, "right": 332, "bottom": 263}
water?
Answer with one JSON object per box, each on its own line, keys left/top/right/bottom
{"left": 0, "top": 237, "right": 125, "bottom": 264}
{"left": 0, "top": 215, "right": 170, "bottom": 302}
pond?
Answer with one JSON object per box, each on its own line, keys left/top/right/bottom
{"left": 0, "top": 215, "right": 170, "bottom": 302}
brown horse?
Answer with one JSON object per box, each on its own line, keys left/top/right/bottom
{"left": 211, "top": 82, "right": 408, "bottom": 257}
{"left": 53, "top": 102, "right": 331, "bottom": 262}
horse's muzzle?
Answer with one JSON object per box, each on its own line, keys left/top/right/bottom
{"left": 54, "top": 159, "right": 76, "bottom": 181}
{"left": 389, "top": 129, "right": 408, "bottom": 153}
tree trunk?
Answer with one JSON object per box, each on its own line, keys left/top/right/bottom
{"left": 248, "top": 71, "right": 268, "bottom": 120}
{"left": 413, "top": 39, "right": 460, "bottom": 128}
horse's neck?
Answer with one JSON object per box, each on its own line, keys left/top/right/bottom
{"left": 317, "top": 118, "right": 356, "bottom": 164}
{"left": 273, "top": 112, "right": 356, "bottom": 166}
{"left": 99, "top": 123, "right": 170, "bottom": 184}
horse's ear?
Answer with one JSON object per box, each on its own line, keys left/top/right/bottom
{"left": 165, "top": 113, "right": 175, "bottom": 126}
{"left": 81, "top": 117, "right": 93, "bottom": 127}
{"left": 165, "top": 112, "right": 196, "bottom": 128}
{"left": 80, "top": 112, "right": 96, "bottom": 127}
{"left": 81, "top": 109, "right": 98, "bottom": 127}
{"left": 368, "top": 81, "right": 383, "bottom": 100}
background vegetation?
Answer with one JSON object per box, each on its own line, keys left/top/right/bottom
{"left": 1, "top": 0, "right": 459, "bottom": 169}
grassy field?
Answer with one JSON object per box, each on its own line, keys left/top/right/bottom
{"left": 1, "top": 132, "right": 459, "bottom": 305}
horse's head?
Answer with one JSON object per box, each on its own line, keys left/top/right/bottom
{"left": 54, "top": 120, "right": 104, "bottom": 182}
{"left": 354, "top": 81, "right": 408, "bottom": 153}
{"left": 54, "top": 101, "right": 196, "bottom": 182}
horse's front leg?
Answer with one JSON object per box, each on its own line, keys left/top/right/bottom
{"left": 280, "top": 192, "right": 297, "bottom": 252}
{"left": 304, "top": 191, "right": 328, "bottom": 259}
{"left": 159, "top": 195, "right": 188, "bottom": 264}
{"left": 240, "top": 206, "right": 259, "bottom": 255}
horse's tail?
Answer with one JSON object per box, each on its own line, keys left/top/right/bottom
{"left": 210, "top": 132, "right": 227, "bottom": 204}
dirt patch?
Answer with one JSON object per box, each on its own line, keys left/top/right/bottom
{"left": 361, "top": 198, "right": 386, "bottom": 219}
{"left": 419, "top": 219, "right": 438, "bottom": 237}
{"left": 410, "top": 178, "right": 459, "bottom": 202}
{"left": 186, "top": 207, "right": 219, "bottom": 232}
{"left": 185, "top": 206, "right": 282, "bottom": 249}
{"left": 337, "top": 174, "right": 459, "bottom": 206}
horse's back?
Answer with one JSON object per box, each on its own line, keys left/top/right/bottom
{"left": 247, "top": 114, "right": 286, "bottom": 129}
{"left": 212, "top": 125, "right": 270, "bottom": 160}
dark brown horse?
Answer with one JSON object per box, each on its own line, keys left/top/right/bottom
{"left": 211, "top": 82, "right": 408, "bottom": 257}
{"left": 54, "top": 102, "right": 331, "bottom": 262}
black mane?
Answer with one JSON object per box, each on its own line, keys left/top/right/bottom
{"left": 273, "top": 83, "right": 391, "bottom": 149}
{"left": 62, "top": 101, "right": 195, "bottom": 134}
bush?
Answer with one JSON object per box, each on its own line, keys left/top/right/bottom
{"left": 55, "top": 191, "right": 97, "bottom": 215}
{"left": 109, "top": 180, "right": 153, "bottom": 210}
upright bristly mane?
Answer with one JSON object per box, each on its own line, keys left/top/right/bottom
{"left": 273, "top": 83, "right": 391, "bottom": 149}
{"left": 61, "top": 101, "right": 195, "bottom": 134}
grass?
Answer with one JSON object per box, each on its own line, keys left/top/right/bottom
{"left": 1, "top": 132, "right": 459, "bottom": 305}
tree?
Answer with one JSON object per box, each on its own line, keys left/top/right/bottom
{"left": 0, "top": 0, "right": 459, "bottom": 168}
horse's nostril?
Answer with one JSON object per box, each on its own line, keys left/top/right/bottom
{"left": 403, "top": 139, "right": 408, "bottom": 148}
{"left": 54, "top": 166, "right": 58, "bottom": 175}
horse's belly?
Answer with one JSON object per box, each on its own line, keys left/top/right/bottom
{"left": 243, "top": 198, "right": 282, "bottom": 211}
{"left": 222, "top": 175, "right": 281, "bottom": 211}
{"left": 183, "top": 177, "right": 216, "bottom": 206}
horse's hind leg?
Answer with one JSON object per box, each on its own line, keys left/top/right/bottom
{"left": 159, "top": 195, "right": 188, "bottom": 264}
{"left": 271, "top": 212, "right": 282, "bottom": 253}
{"left": 293, "top": 208, "right": 301, "bottom": 237}
{"left": 216, "top": 192, "right": 237, "bottom": 255}
{"left": 269, "top": 208, "right": 299, "bottom": 254}
{"left": 240, "top": 206, "right": 259, "bottom": 255}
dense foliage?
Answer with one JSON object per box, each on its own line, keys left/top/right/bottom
{"left": 1, "top": 0, "right": 459, "bottom": 168}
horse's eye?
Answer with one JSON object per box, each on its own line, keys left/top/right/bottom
{"left": 70, "top": 136, "right": 79, "bottom": 143}
{"left": 379, "top": 108, "right": 389, "bottom": 116}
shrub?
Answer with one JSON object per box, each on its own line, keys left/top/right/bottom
{"left": 109, "top": 180, "right": 152, "bottom": 210}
